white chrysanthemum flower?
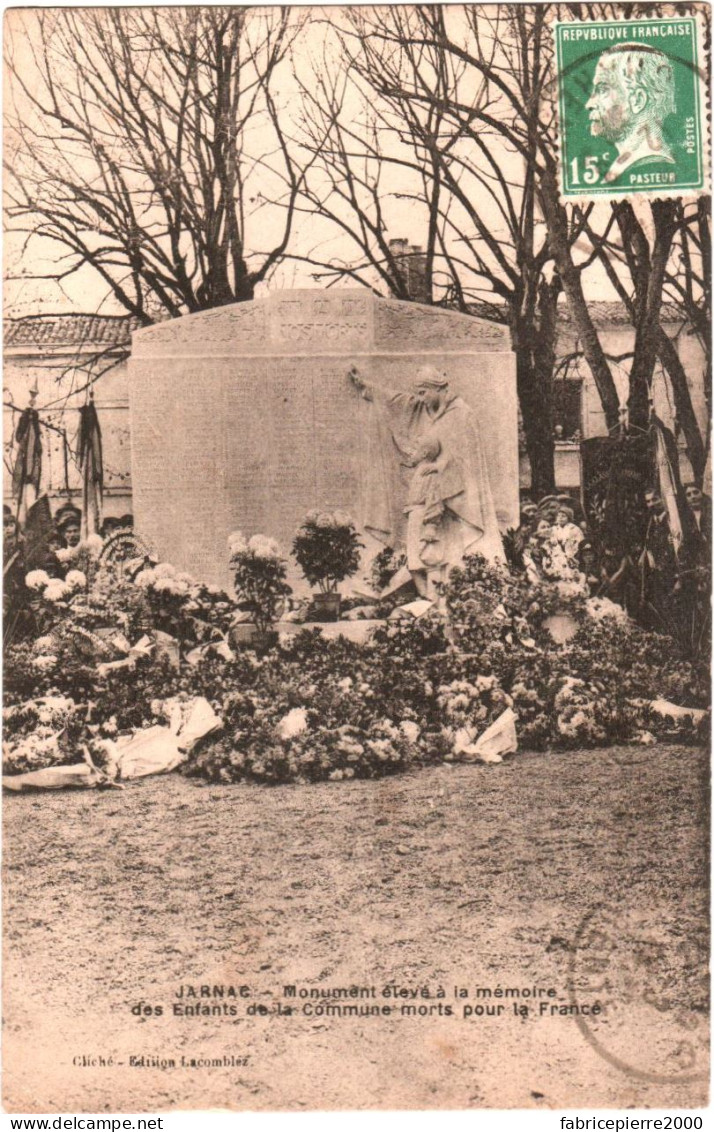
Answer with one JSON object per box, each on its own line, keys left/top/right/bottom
{"left": 636, "top": 730, "right": 657, "bottom": 745}
{"left": 303, "top": 510, "right": 321, "bottom": 525}
{"left": 43, "top": 579, "right": 70, "bottom": 602}
{"left": 175, "top": 571, "right": 194, "bottom": 587}
{"left": 378, "top": 719, "right": 400, "bottom": 739}
{"left": 55, "top": 547, "right": 75, "bottom": 564}
{"left": 33, "top": 635, "right": 56, "bottom": 654}
{"left": 336, "top": 733, "right": 364, "bottom": 757}
{"left": 40, "top": 695, "right": 74, "bottom": 714}
{"left": 83, "top": 533, "right": 104, "bottom": 557}
{"left": 33, "top": 654, "right": 58, "bottom": 672}
{"left": 556, "top": 579, "right": 587, "bottom": 599}
{"left": 248, "top": 534, "right": 281, "bottom": 559}
{"left": 586, "top": 596, "right": 629, "bottom": 624}
{"left": 315, "top": 512, "right": 336, "bottom": 528}
{"left": 400, "top": 720, "right": 420, "bottom": 744}
{"left": 366, "top": 738, "right": 394, "bottom": 760}
{"left": 557, "top": 708, "right": 590, "bottom": 737}
{"left": 276, "top": 707, "right": 309, "bottom": 740}
{"left": 331, "top": 510, "right": 353, "bottom": 528}
{"left": 153, "top": 562, "right": 176, "bottom": 579}
{"left": 228, "top": 531, "right": 248, "bottom": 555}
{"left": 134, "top": 568, "right": 157, "bottom": 589}
{"left": 64, "top": 569, "right": 87, "bottom": 591}
{"left": 25, "top": 570, "right": 51, "bottom": 591}
{"left": 474, "top": 674, "right": 498, "bottom": 693}
{"left": 150, "top": 576, "right": 179, "bottom": 594}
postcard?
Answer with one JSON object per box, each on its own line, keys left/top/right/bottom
{"left": 3, "top": 3, "right": 710, "bottom": 1115}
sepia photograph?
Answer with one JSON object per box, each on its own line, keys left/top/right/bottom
{"left": 2, "top": 1, "right": 710, "bottom": 1117}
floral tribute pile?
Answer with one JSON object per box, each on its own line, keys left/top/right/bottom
{"left": 3, "top": 530, "right": 709, "bottom": 788}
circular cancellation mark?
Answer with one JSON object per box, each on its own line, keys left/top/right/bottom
{"left": 567, "top": 905, "right": 709, "bottom": 1084}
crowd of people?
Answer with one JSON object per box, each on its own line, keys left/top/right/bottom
{"left": 3, "top": 501, "right": 134, "bottom": 645}
{"left": 514, "top": 495, "right": 591, "bottom": 591}
{"left": 511, "top": 483, "right": 711, "bottom": 653}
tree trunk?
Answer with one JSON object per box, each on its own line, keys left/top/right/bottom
{"left": 627, "top": 201, "right": 678, "bottom": 432}
{"left": 196, "top": 258, "right": 254, "bottom": 307}
{"left": 539, "top": 171, "right": 621, "bottom": 432}
{"left": 656, "top": 326, "right": 707, "bottom": 484}
{"left": 510, "top": 275, "right": 560, "bottom": 499}
{"left": 515, "top": 348, "right": 556, "bottom": 499}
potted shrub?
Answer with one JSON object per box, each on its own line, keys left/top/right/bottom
{"left": 228, "top": 531, "right": 291, "bottom": 647}
{"left": 292, "top": 510, "right": 363, "bottom": 621}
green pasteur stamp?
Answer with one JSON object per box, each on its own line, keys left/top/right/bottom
{"left": 554, "top": 15, "right": 708, "bottom": 200}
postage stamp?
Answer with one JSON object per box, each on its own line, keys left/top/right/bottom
{"left": 554, "top": 15, "right": 708, "bottom": 200}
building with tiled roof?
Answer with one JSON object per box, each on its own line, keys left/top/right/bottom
{"left": 4, "top": 313, "right": 141, "bottom": 350}
{"left": 3, "top": 313, "right": 138, "bottom": 517}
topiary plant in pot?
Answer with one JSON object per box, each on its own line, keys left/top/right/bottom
{"left": 292, "top": 510, "right": 364, "bottom": 621}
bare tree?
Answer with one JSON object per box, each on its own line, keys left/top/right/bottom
{"left": 5, "top": 6, "right": 313, "bottom": 324}
{"left": 661, "top": 198, "right": 711, "bottom": 479}
{"left": 309, "top": 4, "right": 708, "bottom": 491}
{"left": 293, "top": 5, "right": 566, "bottom": 497}
{"left": 538, "top": 3, "right": 709, "bottom": 454}
{"left": 578, "top": 198, "right": 709, "bottom": 480}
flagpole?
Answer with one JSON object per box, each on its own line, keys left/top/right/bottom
{"left": 14, "top": 375, "right": 41, "bottom": 526}
{"left": 79, "top": 391, "right": 104, "bottom": 539}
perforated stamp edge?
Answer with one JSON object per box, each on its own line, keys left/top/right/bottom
{"left": 549, "top": 7, "right": 710, "bottom": 206}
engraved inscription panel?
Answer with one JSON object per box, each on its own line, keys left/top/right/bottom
{"left": 129, "top": 362, "right": 177, "bottom": 557}
{"left": 132, "top": 302, "right": 268, "bottom": 357}
{"left": 269, "top": 292, "right": 372, "bottom": 351}
{"left": 311, "top": 360, "right": 362, "bottom": 511}
{"left": 375, "top": 298, "right": 509, "bottom": 349}
{"left": 172, "top": 373, "right": 227, "bottom": 578}
{"left": 224, "top": 363, "right": 269, "bottom": 539}
{"left": 263, "top": 365, "right": 317, "bottom": 547}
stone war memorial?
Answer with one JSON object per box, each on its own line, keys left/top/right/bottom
{"left": 128, "top": 289, "right": 518, "bottom": 589}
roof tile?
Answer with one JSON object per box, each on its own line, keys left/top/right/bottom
{"left": 4, "top": 313, "right": 141, "bottom": 349}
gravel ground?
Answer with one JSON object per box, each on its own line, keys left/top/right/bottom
{"left": 3, "top": 743, "right": 709, "bottom": 1113}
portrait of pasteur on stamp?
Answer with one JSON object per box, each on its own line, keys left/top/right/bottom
{"left": 554, "top": 12, "right": 708, "bottom": 199}
{"left": 2, "top": 1, "right": 711, "bottom": 1123}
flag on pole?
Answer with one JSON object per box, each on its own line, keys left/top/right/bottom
{"left": 651, "top": 413, "right": 696, "bottom": 559}
{"left": 12, "top": 406, "right": 42, "bottom": 523}
{"left": 78, "top": 397, "right": 104, "bottom": 539}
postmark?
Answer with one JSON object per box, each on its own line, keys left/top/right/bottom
{"left": 554, "top": 15, "right": 709, "bottom": 201}
{"left": 568, "top": 904, "right": 709, "bottom": 1084}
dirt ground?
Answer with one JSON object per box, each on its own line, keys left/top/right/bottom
{"left": 3, "top": 743, "right": 709, "bottom": 1114}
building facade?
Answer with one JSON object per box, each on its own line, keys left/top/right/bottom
{"left": 3, "top": 314, "right": 139, "bottom": 518}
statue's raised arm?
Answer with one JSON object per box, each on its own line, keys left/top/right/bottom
{"left": 347, "top": 365, "right": 417, "bottom": 410}
{"left": 347, "top": 365, "right": 372, "bottom": 401}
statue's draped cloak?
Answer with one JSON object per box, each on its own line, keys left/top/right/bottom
{"left": 360, "top": 385, "right": 423, "bottom": 546}
{"left": 359, "top": 384, "right": 503, "bottom": 563}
